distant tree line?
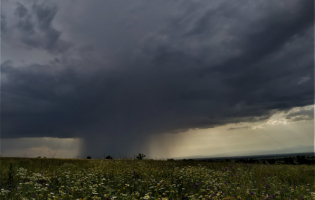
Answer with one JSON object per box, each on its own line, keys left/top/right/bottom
{"left": 86, "top": 153, "right": 146, "bottom": 160}
{"left": 182, "top": 155, "right": 315, "bottom": 165}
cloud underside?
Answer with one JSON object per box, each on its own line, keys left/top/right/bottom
{"left": 1, "top": 0, "right": 314, "bottom": 157}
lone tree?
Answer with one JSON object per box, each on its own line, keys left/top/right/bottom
{"left": 136, "top": 153, "right": 145, "bottom": 160}
{"left": 106, "top": 156, "right": 113, "bottom": 159}
{"left": 87, "top": 156, "right": 92, "bottom": 159}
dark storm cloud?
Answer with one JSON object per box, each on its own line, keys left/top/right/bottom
{"left": 184, "top": 9, "right": 217, "bottom": 37}
{"left": 14, "top": 3, "right": 35, "bottom": 36}
{"left": 15, "top": 2, "right": 28, "bottom": 18}
{"left": 31, "top": 1, "right": 70, "bottom": 52}
{"left": 196, "top": 0, "right": 315, "bottom": 112}
{"left": 3, "top": 1, "right": 71, "bottom": 54}
{"left": 1, "top": 0, "right": 314, "bottom": 158}
{"left": 32, "top": 1, "right": 58, "bottom": 31}
{"left": 1, "top": 14, "right": 7, "bottom": 34}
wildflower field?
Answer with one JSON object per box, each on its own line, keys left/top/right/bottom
{"left": 0, "top": 157, "right": 314, "bottom": 200}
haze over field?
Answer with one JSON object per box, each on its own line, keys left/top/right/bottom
{"left": 1, "top": 0, "right": 314, "bottom": 159}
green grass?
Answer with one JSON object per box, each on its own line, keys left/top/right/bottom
{"left": 0, "top": 157, "right": 314, "bottom": 200}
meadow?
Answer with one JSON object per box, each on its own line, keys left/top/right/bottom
{"left": 0, "top": 157, "right": 314, "bottom": 200}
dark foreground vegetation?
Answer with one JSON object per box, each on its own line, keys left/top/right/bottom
{"left": 0, "top": 156, "right": 314, "bottom": 199}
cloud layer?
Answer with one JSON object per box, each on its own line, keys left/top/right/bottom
{"left": 1, "top": 0, "right": 313, "bottom": 158}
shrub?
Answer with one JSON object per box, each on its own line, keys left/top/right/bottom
{"left": 136, "top": 153, "right": 145, "bottom": 160}
{"left": 87, "top": 156, "right": 91, "bottom": 159}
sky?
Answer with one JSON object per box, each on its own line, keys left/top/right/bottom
{"left": 1, "top": 0, "right": 314, "bottom": 159}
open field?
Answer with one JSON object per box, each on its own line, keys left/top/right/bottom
{"left": 0, "top": 157, "right": 314, "bottom": 200}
